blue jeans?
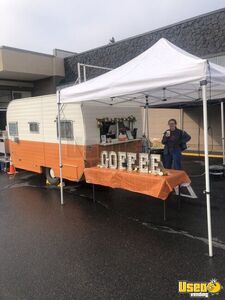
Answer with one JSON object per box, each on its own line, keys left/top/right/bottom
{"left": 163, "top": 148, "right": 182, "bottom": 170}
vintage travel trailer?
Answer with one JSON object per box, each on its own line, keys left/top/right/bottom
{"left": 7, "top": 94, "right": 143, "bottom": 184}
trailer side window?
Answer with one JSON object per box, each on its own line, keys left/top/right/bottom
{"left": 57, "top": 120, "right": 74, "bottom": 139}
{"left": 8, "top": 122, "right": 18, "bottom": 137}
{"left": 29, "top": 122, "right": 39, "bottom": 133}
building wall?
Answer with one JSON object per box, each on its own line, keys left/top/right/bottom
{"left": 62, "top": 8, "right": 225, "bottom": 154}
{"left": 148, "top": 108, "right": 181, "bottom": 140}
{"left": 0, "top": 87, "right": 32, "bottom": 129}
{"left": 63, "top": 8, "right": 225, "bottom": 84}
{"left": 209, "top": 54, "right": 225, "bottom": 66}
{"left": 148, "top": 106, "right": 224, "bottom": 153}
{"left": 0, "top": 46, "right": 66, "bottom": 131}
{"left": 0, "top": 47, "right": 65, "bottom": 80}
{"left": 32, "top": 76, "right": 62, "bottom": 96}
{"left": 53, "top": 49, "right": 77, "bottom": 58}
{"left": 183, "top": 106, "right": 223, "bottom": 152}
{"left": 0, "top": 111, "right": 6, "bottom": 130}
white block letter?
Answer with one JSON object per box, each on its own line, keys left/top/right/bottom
{"left": 139, "top": 153, "right": 149, "bottom": 173}
{"left": 109, "top": 151, "right": 117, "bottom": 169}
{"left": 127, "top": 152, "right": 137, "bottom": 171}
{"left": 101, "top": 151, "right": 109, "bottom": 168}
{"left": 118, "top": 152, "right": 127, "bottom": 170}
{"left": 150, "top": 154, "right": 161, "bottom": 173}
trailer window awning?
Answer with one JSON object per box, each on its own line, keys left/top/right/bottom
{"left": 59, "top": 38, "right": 225, "bottom": 106}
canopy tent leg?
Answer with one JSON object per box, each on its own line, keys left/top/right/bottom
{"left": 221, "top": 101, "right": 225, "bottom": 165}
{"left": 146, "top": 104, "right": 149, "bottom": 141}
{"left": 145, "top": 96, "right": 150, "bottom": 152}
{"left": 57, "top": 90, "right": 64, "bottom": 205}
{"left": 180, "top": 108, "right": 184, "bottom": 130}
{"left": 77, "top": 62, "right": 81, "bottom": 84}
{"left": 146, "top": 106, "right": 150, "bottom": 147}
{"left": 83, "top": 65, "right": 87, "bottom": 82}
{"left": 142, "top": 97, "right": 150, "bottom": 153}
{"left": 201, "top": 81, "right": 213, "bottom": 257}
{"left": 142, "top": 108, "right": 146, "bottom": 136}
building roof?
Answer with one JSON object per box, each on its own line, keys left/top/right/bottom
{"left": 63, "top": 8, "right": 225, "bottom": 84}
{"left": 0, "top": 45, "right": 55, "bottom": 58}
{"left": 0, "top": 46, "right": 65, "bottom": 81}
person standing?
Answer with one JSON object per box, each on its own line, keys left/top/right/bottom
{"left": 161, "top": 119, "right": 191, "bottom": 170}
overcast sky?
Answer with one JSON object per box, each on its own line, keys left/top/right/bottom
{"left": 0, "top": 0, "right": 225, "bottom": 54}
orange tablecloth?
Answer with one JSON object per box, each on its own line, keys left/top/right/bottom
{"left": 84, "top": 167, "right": 191, "bottom": 200}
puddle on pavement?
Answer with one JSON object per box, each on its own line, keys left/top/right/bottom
{"left": 1, "top": 177, "right": 225, "bottom": 252}
{"left": 141, "top": 222, "right": 225, "bottom": 251}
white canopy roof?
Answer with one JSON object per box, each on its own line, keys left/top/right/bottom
{"left": 59, "top": 38, "right": 225, "bottom": 106}
{"left": 58, "top": 38, "right": 220, "bottom": 256}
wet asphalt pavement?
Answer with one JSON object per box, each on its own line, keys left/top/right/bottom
{"left": 0, "top": 157, "right": 225, "bottom": 300}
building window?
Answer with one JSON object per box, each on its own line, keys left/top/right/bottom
{"left": 8, "top": 122, "right": 18, "bottom": 137}
{"left": 12, "top": 91, "right": 32, "bottom": 100}
{"left": 29, "top": 122, "right": 39, "bottom": 133}
{"left": 13, "top": 92, "right": 23, "bottom": 100}
{"left": 56, "top": 120, "right": 74, "bottom": 139}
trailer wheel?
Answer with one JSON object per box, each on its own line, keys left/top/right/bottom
{"left": 45, "top": 168, "right": 60, "bottom": 185}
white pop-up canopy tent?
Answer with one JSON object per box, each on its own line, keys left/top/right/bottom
{"left": 57, "top": 38, "right": 225, "bottom": 257}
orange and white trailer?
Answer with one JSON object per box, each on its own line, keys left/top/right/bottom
{"left": 7, "top": 94, "right": 143, "bottom": 184}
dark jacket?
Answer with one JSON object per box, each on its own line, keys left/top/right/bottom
{"left": 162, "top": 128, "right": 191, "bottom": 155}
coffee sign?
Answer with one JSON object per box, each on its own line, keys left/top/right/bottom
{"left": 100, "top": 151, "right": 162, "bottom": 174}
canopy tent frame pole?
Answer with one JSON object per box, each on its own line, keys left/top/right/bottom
{"left": 142, "top": 106, "right": 146, "bottom": 136}
{"left": 77, "top": 63, "right": 113, "bottom": 84}
{"left": 77, "top": 63, "right": 81, "bottom": 84}
{"left": 143, "top": 96, "right": 150, "bottom": 153}
{"left": 83, "top": 65, "right": 87, "bottom": 82}
{"left": 180, "top": 107, "right": 184, "bottom": 130}
{"left": 146, "top": 96, "right": 150, "bottom": 142}
{"left": 201, "top": 80, "right": 213, "bottom": 257}
{"left": 57, "top": 90, "right": 64, "bottom": 205}
{"left": 221, "top": 101, "right": 225, "bottom": 165}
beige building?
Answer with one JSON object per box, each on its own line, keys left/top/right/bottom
{"left": 149, "top": 106, "right": 223, "bottom": 154}
{"left": 0, "top": 46, "right": 75, "bottom": 130}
